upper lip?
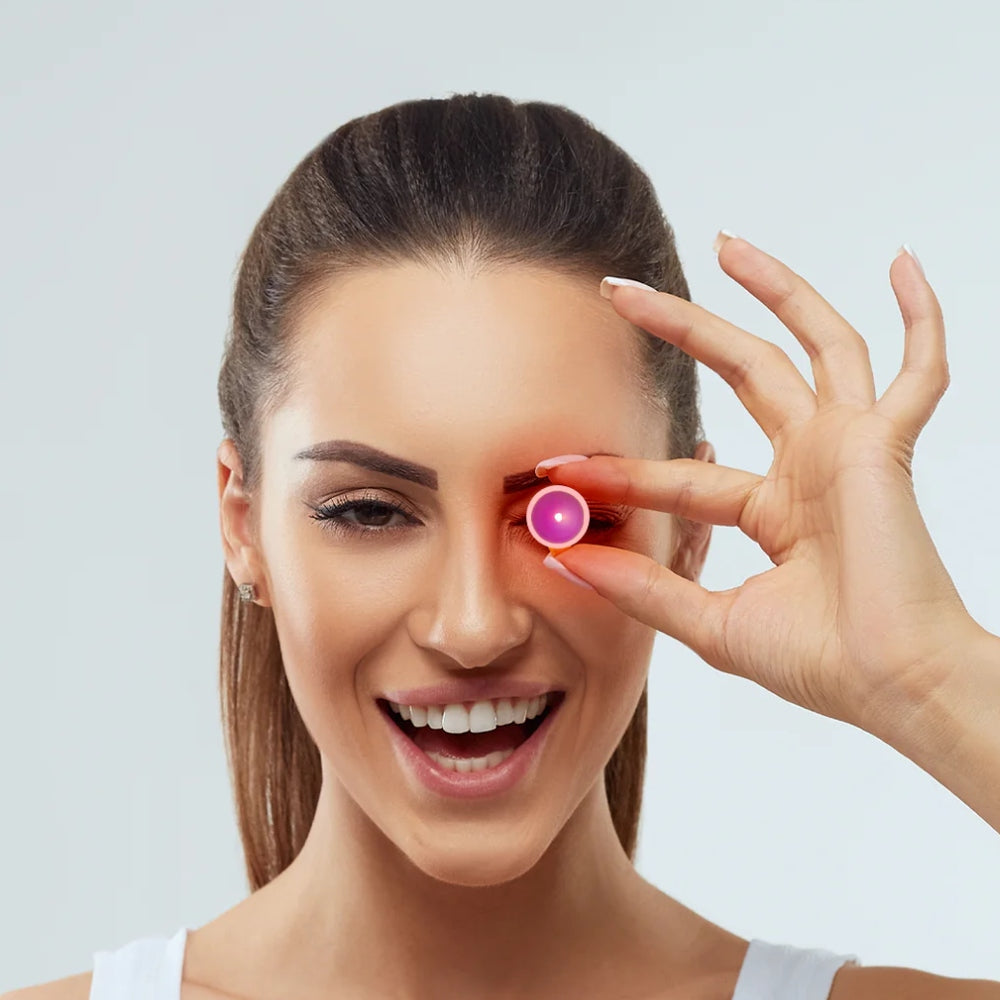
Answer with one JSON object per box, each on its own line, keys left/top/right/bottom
{"left": 378, "top": 678, "right": 564, "bottom": 707}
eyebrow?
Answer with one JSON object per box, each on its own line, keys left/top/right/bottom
{"left": 292, "top": 439, "right": 621, "bottom": 493}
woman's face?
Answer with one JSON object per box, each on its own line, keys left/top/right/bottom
{"left": 227, "top": 262, "right": 706, "bottom": 887}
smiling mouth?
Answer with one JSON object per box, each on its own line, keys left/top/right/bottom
{"left": 376, "top": 692, "right": 564, "bottom": 765}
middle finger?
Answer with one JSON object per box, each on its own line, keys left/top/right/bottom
{"left": 602, "top": 282, "right": 817, "bottom": 441}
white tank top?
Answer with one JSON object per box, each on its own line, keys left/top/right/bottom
{"left": 89, "top": 927, "right": 860, "bottom": 999}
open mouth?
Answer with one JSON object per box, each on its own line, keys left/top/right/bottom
{"left": 377, "top": 692, "right": 565, "bottom": 771}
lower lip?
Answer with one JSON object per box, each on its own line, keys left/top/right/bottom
{"left": 378, "top": 695, "right": 564, "bottom": 800}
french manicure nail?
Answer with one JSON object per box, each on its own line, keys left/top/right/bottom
{"left": 713, "top": 229, "right": 739, "bottom": 254}
{"left": 534, "top": 454, "right": 590, "bottom": 478}
{"left": 897, "top": 243, "right": 925, "bottom": 278}
{"left": 543, "top": 553, "right": 595, "bottom": 591}
{"left": 600, "top": 276, "right": 657, "bottom": 300}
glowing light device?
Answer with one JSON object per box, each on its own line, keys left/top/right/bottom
{"left": 526, "top": 484, "right": 590, "bottom": 556}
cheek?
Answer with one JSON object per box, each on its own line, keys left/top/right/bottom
{"left": 591, "top": 620, "right": 655, "bottom": 722}
{"left": 276, "top": 608, "right": 384, "bottom": 793}
{"left": 266, "top": 515, "right": 409, "bottom": 661}
{"left": 265, "top": 541, "right": 408, "bottom": 761}
{"left": 561, "top": 613, "right": 656, "bottom": 781}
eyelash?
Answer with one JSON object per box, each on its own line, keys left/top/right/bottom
{"left": 307, "top": 491, "right": 629, "bottom": 539}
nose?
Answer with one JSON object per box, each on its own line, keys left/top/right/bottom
{"left": 410, "top": 521, "right": 534, "bottom": 670}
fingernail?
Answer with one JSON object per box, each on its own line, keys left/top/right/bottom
{"left": 897, "top": 243, "right": 925, "bottom": 278}
{"left": 534, "top": 454, "right": 590, "bottom": 478}
{"left": 713, "top": 229, "right": 739, "bottom": 254}
{"left": 600, "top": 276, "right": 658, "bottom": 300}
{"left": 543, "top": 553, "right": 595, "bottom": 590}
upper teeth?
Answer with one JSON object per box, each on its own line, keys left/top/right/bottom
{"left": 387, "top": 694, "right": 552, "bottom": 734}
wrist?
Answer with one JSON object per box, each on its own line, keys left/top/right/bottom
{"left": 862, "top": 619, "right": 1000, "bottom": 832}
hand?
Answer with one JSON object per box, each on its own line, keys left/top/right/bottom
{"left": 542, "top": 234, "right": 982, "bottom": 735}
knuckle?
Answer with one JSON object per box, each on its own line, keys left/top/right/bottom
{"left": 822, "top": 334, "right": 871, "bottom": 369}
{"left": 728, "top": 346, "right": 768, "bottom": 392}
{"left": 770, "top": 274, "right": 798, "bottom": 312}
{"left": 851, "top": 334, "right": 873, "bottom": 365}
{"left": 925, "top": 361, "right": 950, "bottom": 397}
{"left": 621, "top": 464, "right": 639, "bottom": 507}
{"left": 638, "top": 559, "right": 662, "bottom": 612}
{"left": 673, "top": 475, "right": 696, "bottom": 518}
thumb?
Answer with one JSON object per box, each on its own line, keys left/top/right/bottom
{"left": 550, "top": 543, "right": 724, "bottom": 658}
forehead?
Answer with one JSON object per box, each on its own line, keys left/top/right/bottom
{"left": 267, "top": 262, "right": 663, "bottom": 468}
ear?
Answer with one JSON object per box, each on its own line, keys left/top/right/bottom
{"left": 668, "top": 440, "right": 715, "bottom": 584}
{"left": 217, "top": 438, "right": 271, "bottom": 606}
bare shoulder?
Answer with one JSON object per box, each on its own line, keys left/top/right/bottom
{"left": 832, "top": 963, "right": 1000, "bottom": 999}
{"left": 0, "top": 971, "right": 93, "bottom": 1000}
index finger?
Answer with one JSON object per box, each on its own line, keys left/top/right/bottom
{"left": 540, "top": 454, "right": 763, "bottom": 529}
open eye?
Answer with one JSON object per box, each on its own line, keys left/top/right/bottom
{"left": 307, "top": 492, "right": 419, "bottom": 537}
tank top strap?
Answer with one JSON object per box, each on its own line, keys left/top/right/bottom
{"left": 731, "top": 938, "right": 861, "bottom": 1000}
{"left": 90, "top": 927, "right": 188, "bottom": 1000}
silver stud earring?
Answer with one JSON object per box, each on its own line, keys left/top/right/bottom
{"left": 238, "top": 582, "right": 258, "bottom": 603}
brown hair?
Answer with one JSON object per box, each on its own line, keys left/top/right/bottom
{"left": 217, "top": 93, "right": 704, "bottom": 892}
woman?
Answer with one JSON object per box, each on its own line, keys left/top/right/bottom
{"left": 12, "top": 93, "right": 1000, "bottom": 999}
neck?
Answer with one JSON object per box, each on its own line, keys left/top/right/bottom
{"left": 191, "top": 773, "right": 677, "bottom": 998}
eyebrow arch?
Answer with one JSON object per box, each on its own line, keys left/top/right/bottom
{"left": 292, "top": 439, "right": 621, "bottom": 493}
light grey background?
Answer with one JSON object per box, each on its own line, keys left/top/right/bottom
{"left": 2, "top": 0, "right": 998, "bottom": 990}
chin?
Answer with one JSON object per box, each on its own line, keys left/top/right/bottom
{"left": 398, "top": 821, "right": 556, "bottom": 888}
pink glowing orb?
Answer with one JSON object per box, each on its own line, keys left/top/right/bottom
{"left": 526, "top": 484, "right": 590, "bottom": 549}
